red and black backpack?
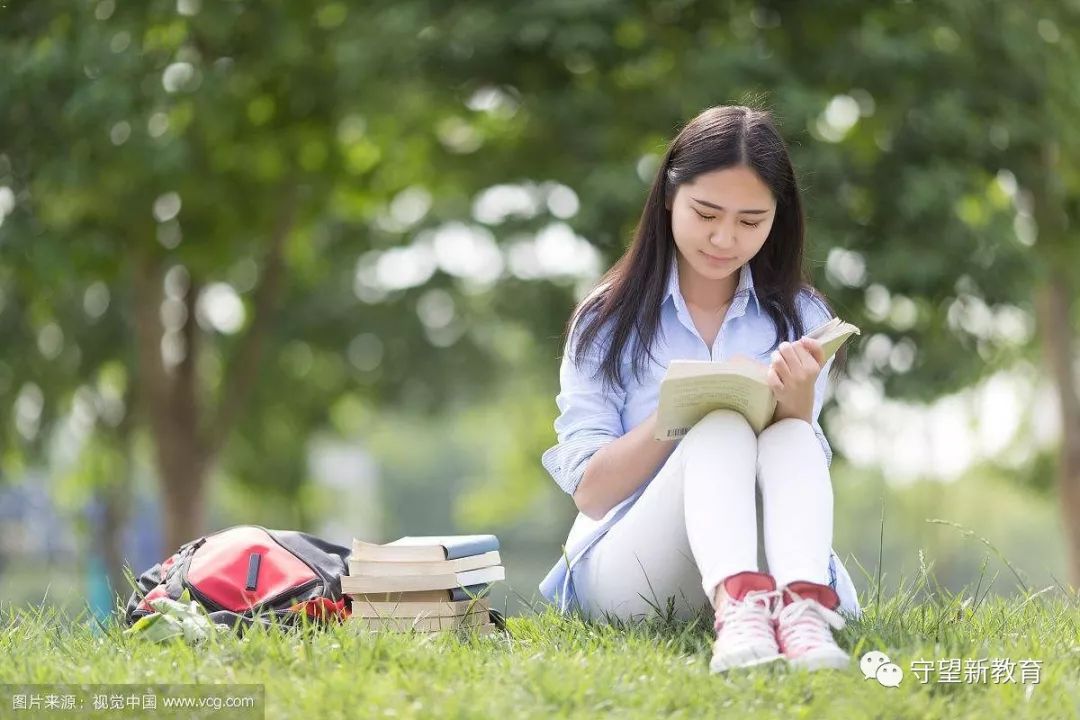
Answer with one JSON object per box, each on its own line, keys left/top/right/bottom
{"left": 124, "top": 525, "right": 351, "bottom": 629}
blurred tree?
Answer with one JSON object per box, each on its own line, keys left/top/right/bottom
{"left": 2, "top": 0, "right": 1078, "bottom": 587}
{"left": 0, "top": 0, "right": 554, "bottom": 557}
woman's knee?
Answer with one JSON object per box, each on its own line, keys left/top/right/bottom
{"left": 758, "top": 417, "right": 816, "bottom": 456}
{"left": 682, "top": 409, "right": 756, "bottom": 449}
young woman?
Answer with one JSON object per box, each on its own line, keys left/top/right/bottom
{"left": 538, "top": 105, "right": 861, "bottom": 673}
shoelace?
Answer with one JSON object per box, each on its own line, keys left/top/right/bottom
{"left": 713, "top": 589, "right": 781, "bottom": 646}
{"left": 775, "top": 595, "right": 846, "bottom": 653}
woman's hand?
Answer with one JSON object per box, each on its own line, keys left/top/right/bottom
{"left": 767, "top": 337, "right": 825, "bottom": 424}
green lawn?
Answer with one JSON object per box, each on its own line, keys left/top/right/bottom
{"left": 1, "top": 574, "right": 1078, "bottom": 719}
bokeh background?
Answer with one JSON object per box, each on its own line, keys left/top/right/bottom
{"left": 1, "top": 0, "right": 1077, "bottom": 619}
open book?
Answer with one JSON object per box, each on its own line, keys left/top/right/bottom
{"left": 654, "top": 316, "right": 860, "bottom": 440}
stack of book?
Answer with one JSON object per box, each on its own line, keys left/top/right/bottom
{"left": 341, "top": 534, "right": 504, "bottom": 635}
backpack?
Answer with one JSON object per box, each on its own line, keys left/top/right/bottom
{"left": 124, "top": 525, "right": 352, "bottom": 630}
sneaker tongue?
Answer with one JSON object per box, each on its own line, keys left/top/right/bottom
{"left": 722, "top": 571, "right": 776, "bottom": 601}
{"left": 782, "top": 581, "right": 840, "bottom": 610}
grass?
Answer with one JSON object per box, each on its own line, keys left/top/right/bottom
{"left": 1, "top": 555, "right": 1078, "bottom": 720}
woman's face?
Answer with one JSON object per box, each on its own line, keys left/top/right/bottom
{"left": 668, "top": 165, "right": 776, "bottom": 282}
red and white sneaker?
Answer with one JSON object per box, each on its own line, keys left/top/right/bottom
{"left": 709, "top": 571, "right": 783, "bottom": 673}
{"left": 775, "top": 580, "right": 850, "bottom": 671}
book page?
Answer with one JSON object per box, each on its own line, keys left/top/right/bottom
{"left": 804, "top": 318, "right": 860, "bottom": 361}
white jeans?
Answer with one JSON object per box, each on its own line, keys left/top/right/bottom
{"left": 573, "top": 409, "right": 834, "bottom": 623}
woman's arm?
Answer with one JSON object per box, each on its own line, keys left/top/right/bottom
{"left": 573, "top": 408, "right": 678, "bottom": 520}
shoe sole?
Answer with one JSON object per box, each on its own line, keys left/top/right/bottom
{"left": 710, "top": 652, "right": 784, "bottom": 674}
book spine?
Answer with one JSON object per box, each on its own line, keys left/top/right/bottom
{"left": 448, "top": 583, "right": 491, "bottom": 601}
{"left": 443, "top": 535, "right": 500, "bottom": 561}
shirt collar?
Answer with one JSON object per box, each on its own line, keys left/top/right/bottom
{"left": 664, "top": 253, "right": 760, "bottom": 314}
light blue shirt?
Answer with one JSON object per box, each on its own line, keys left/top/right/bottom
{"left": 539, "top": 255, "right": 862, "bottom": 618}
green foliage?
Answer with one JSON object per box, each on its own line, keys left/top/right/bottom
{"left": 1, "top": 0, "right": 1078, "bottom": 530}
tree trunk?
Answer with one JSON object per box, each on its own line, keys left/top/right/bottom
{"left": 1034, "top": 269, "right": 1080, "bottom": 587}
{"left": 101, "top": 382, "right": 138, "bottom": 602}
{"left": 158, "top": 438, "right": 208, "bottom": 554}
{"left": 132, "top": 254, "right": 211, "bottom": 553}
{"left": 130, "top": 189, "right": 295, "bottom": 552}
{"left": 130, "top": 191, "right": 295, "bottom": 552}
{"left": 99, "top": 462, "right": 131, "bottom": 604}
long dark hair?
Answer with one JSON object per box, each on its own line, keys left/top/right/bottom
{"left": 567, "top": 105, "right": 845, "bottom": 391}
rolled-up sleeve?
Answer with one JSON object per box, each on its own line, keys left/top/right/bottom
{"left": 798, "top": 289, "right": 837, "bottom": 468}
{"left": 540, "top": 318, "right": 627, "bottom": 496}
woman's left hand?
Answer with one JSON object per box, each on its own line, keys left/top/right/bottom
{"left": 767, "top": 337, "right": 825, "bottom": 424}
